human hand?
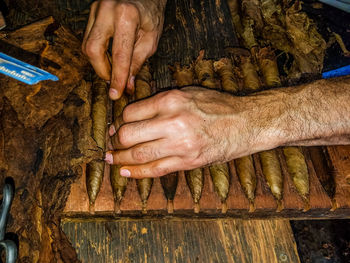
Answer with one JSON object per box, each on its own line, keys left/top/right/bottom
{"left": 82, "top": 0, "right": 166, "bottom": 99}
{"left": 104, "top": 87, "right": 280, "bottom": 178}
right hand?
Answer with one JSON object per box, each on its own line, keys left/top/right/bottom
{"left": 82, "top": 0, "right": 166, "bottom": 99}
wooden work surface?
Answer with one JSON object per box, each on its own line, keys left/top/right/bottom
{"left": 60, "top": 0, "right": 350, "bottom": 219}
{"left": 61, "top": 218, "right": 300, "bottom": 263}
{"left": 64, "top": 145, "right": 350, "bottom": 219}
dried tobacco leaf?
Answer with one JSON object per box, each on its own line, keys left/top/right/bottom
{"left": 283, "top": 146, "right": 310, "bottom": 210}
{"left": 259, "top": 150, "right": 283, "bottom": 211}
{"left": 209, "top": 163, "right": 230, "bottom": 213}
{"left": 86, "top": 76, "right": 108, "bottom": 207}
{"left": 235, "top": 155, "right": 256, "bottom": 212}
{"left": 214, "top": 58, "right": 240, "bottom": 93}
{"left": 185, "top": 168, "right": 204, "bottom": 213}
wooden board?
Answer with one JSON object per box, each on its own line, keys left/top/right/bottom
{"left": 63, "top": 145, "right": 350, "bottom": 219}
{"left": 61, "top": 218, "right": 300, "bottom": 263}
{"left": 61, "top": 0, "right": 350, "bottom": 219}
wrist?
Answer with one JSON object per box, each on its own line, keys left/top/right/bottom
{"left": 231, "top": 90, "right": 290, "bottom": 155}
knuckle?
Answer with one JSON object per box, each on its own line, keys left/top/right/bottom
{"left": 117, "top": 126, "right": 128, "bottom": 146}
{"left": 169, "top": 115, "right": 188, "bottom": 133}
{"left": 115, "top": 2, "right": 139, "bottom": 20}
{"left": 160, "top": 90, "right": 186, "bottom": 110}
{"left": 132, "top": 147, "right": 148, "bottom": 163}
{"left": 85, "top": 40, "right": 103, "bottom": 58}
{"left": 182, "top": 138, "right": 196, "bottom": 152}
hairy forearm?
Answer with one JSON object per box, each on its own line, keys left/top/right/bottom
{"left": 246, "top": 77, "right": 350, "bottom": 150}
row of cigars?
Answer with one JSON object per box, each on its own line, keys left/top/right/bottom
{"left": 84, "top": 46, "right": 338, "bottom": 214}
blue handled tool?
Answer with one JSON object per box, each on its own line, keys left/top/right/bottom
{"left": 0, "top": 52, "right": 59, "bottom": 85}
{"left": 322, "top": 64, "right": 350, "bottom": 79}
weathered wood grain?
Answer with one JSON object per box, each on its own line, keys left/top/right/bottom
{"left": 61, "top": 218, "right": 300, "bottom": 263}
{"left": 327, "top": 145, "right": 350, "bottom": 209}
{"left": 64, "top": 145, "right": 349, "bottom": 219}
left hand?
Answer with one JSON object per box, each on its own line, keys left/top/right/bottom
{"left": 104, "top": 87, "right": 275, "bottom": 178}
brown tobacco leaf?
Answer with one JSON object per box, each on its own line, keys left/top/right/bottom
{"left": 239, "top": 55, "right": 260, "bottom": 92}
{"left": 0, "top": 19, "right": 94, "bottom": 262}
{"left": 170, "top": 62, "right": 194, "bottom": 87}
{"left": 86, "top": 76, "right": 108, "bottom": 206}
{"left": 135, "top": 64, "right": 152, "bottom": 100}
{"left": 235, "top": 155, "right": 257, "bottom": 212}
{"left": 0, "top": 17, "right": 89, "bottom": 128}
{"left": 209, "top": 163, "right": 230, "bottom": 213}
{"left": 160, "top": 172, "right": 179, "bottom": 213}
{"left": 256, "top": 47, "right": 281, "bottom": 87}
{"left": 283, "top": 146, "right": 310, "bottom": 210}
{"left": 194, "top": 50, "right": 217, "bottom": 89}
{"left": 185, "top": 168, "right": 204, "bottom": 213}
{"left": 135, "top": 64, "right": 154, "bottom": 213}
{"left": 110, "top": 94, "right": 129, "bottom": 213}
{"left": 214, "top": 58, "right": 240, "bottom": 93}
{"left": 259, "top": 150, "right": 284, "bottom": 211}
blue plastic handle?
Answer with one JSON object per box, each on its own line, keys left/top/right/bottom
{"left": 322, "top": 64, "right": 350, "bottom": 79}
{"left": 0, "top": 52, "right": 59, "bottom": 85}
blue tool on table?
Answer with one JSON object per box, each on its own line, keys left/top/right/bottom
{"left": 0, "top": 183, "right": 17, "bottom": 263}
{"left": 0, "top": 52, "right": 59, "bottom": 85}
{"left": 322, "top": 64, "right": 350, "bottom": 79}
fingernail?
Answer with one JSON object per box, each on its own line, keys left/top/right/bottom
{"left": 120, "top": 169, "right": 131, "bottom": 177}
{"left": 104, "top": 152, "right": 113, "bottom": 164}
{"left": 109, "top": 88, "right": 119, "bottom": 99}
{"left": 109, "top": 124, "right": 116, "bottom": 136}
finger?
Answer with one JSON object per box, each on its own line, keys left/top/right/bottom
{"left": 121, "top": 156, "right": 184, "bottom": 178}
{"left": 111, "top": 118, "right": 167, "bottom": 149}
{"left": 126, "top": 38, "right": 155, "bottom": 93}
{"left": 84, "top": 4, "right": 114, "bottom": 80}
{"left": 108, "top": 95, "right": 161, "bottom": 137}
{"left": 84, "top": 24, "right": 112, "bottom": 80}
{"left": 109, "top": 115, "right": 124, "bottom": 136}
{"left": 123, "top": 94, "right": 162, "bottom": 122}
{"left": 82, "top": 1, "right": 99, "bottom": 52}
{"left": 108, "top": 139, "right": 174, "bottom": 165}
{"left": 110, "top": 5, "right": 140, "bottom": 99}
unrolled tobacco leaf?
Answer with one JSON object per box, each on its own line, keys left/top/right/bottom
{"left": 185, "top": 168, "right": 204, "bottom": 213}
{"left": 214, "top": 58, "right": 240, "bottom": 93}
{"left": 235, "top": 155, "right": 256, "bottom": 212}
{"left": 259, "top": 150, "right": 283, "bottom": 211}
{"left": 135, "top": 63, "right": 154, "bottom": 213}
{"left": 160, "top": 172, "right": 179, "bottom": 213}
{"left": 194, "top": 50, "right": 216, "bottom": 89}
{"left": 170, "top": 63, "right": 194, "bottom": 87}
{"left": 209, "top": 163, "right": 230, "bottom": 213}
{"left": 283, "top": 146, "right": 310, "bottom": 211}
{"left": 86, "top": 76, "right": 108, "bottom": 208}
